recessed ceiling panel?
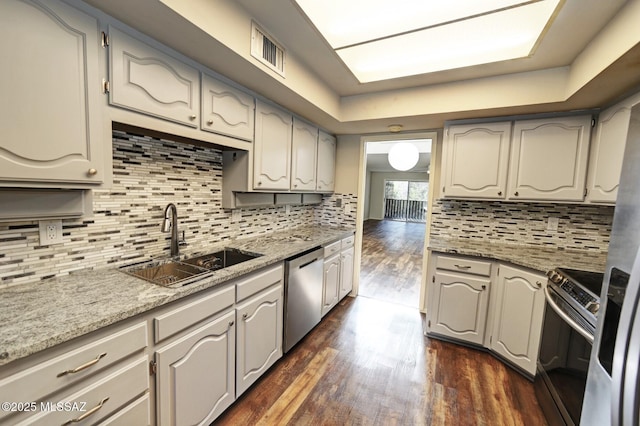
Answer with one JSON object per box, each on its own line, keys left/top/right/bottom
{"left": 296, "top": 0, "right": 562, "bottom": 82}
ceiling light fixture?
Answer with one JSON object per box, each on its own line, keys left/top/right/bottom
{"left": 388, "top": 124, "right": 403, "bottom": 133}
{"left": 388, "top": 142, "right": 419, "bottom": 171}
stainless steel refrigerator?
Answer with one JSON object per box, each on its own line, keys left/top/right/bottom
{"left": 582, "top": 103, "right": 640, "bottom": 425}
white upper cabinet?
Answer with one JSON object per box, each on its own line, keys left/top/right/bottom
{"left": 508, "top": 116, "right": 592, "bottom": 201}
{"left": 253, "top": 100, "right": 293, "bottom": 190}
{"left": 201, "top": 74, "right": 255, "bottom": 141}
{"left": 442, "top": 122, "right": 512, "bottom": 199}
{"left": 109, "top": 26, "right": 200, "bottom": 128}
{"left": 0, "top": 0, "right": 107, "bottom": 186}
{"left": 316, "top": 131, "right": 336, "bottom": 193}
{"left": 291, "top": 118, "right": 318, "bottom": 191}
{"left": 586, "top": 102, "right": 632, "bottom": 204}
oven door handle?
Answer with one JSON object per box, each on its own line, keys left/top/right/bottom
{"left": 544, "top": 286, "right": 594, "bottom": 344}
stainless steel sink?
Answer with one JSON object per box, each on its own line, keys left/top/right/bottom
{"left": 181, "top": 249, "right": 262, "bottom": 271}
{"left": 121, "top": 249, "right": 262, "bottom": 287}
{"left": 121, "top": 259, "right": 210, "bottom": 287}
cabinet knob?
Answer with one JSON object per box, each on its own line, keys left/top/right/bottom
{"left": 87, "top": 168, "right": 98, "bottom": 176}
{"left": 242, "top": 313, "right": 248, "bottom": 320}
{"left": 189, "top": 115, "right": 197, "bottom": 120}
{"left": 294, "top": 184, "right": 298, "bottom": 188}
{"left": 498, "top": 191, "right": 502, "bottom": 196}
{"left": 514, "top": 191, "right": 519, "bottom": 197}
{"left": 536, "top": 281, "right": 542, "bottom": 289}
{"left": 207, "top": 120, "right": 213, "bottom": 125}
{"left": 257, "top": 181, "right": 262, "bottom": 186}
{"left": 228, "top": 320, "right": 234, "bottom": 327}
{"left": 481, "top": 285, "right": 487, "bottom": 290}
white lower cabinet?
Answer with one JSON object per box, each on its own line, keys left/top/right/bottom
{"left": 322, "top": 253, "right": 340, "bottom": 317}
{"left": 236, "top": 285, "right": 283, "bottom": 396}
{"left": 428, "top": 270, "right": 490, "bottom": 346}
{"left": 427, "top": 252, "right": 548, "bottom": 377}
{"left": 155, "top": 310, "right": 236, "bottom": 426}
{"left": 490, "top": 265, "right": 546, "bottom": 376}
{"left": 339, "top": 246, "right": 355, "bottom": 300}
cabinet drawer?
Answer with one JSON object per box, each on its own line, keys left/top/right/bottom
{"left": 324, "top": 241, "right": 341, "bottom": 257}
{"left": 236, "top": 264, "right": 284, "bottom": 303}
{"left": 436, "top": 255, "right": 492, "bottom": 276}
{"left": 341, "top": 234, "right": 355, "bottom": 250}
{"left": 99, "top": 393, "right": 150, "bottom": 425}
{"left": 17, "top": 356, "right": 149, "bottom": 426}
{"left": 0, "top": 322, "right": 147, "bottom": 409}
{"left": 154, "top": 284, "right": 235, "bottom": 343}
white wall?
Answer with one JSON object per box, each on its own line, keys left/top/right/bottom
{"left": 367, "top": 171, "right": 429, "bottom": 220}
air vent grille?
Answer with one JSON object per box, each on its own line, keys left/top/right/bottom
{"left": 251, "top": 22, "right": 285, "bottom": 76}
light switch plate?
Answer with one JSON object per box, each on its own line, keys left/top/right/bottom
{"left": 39, "top": 220, "right": 64, "bottom": 245}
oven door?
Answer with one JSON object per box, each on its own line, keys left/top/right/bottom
{"left": 535, "top": 286, "right": 594, "bottom": 426}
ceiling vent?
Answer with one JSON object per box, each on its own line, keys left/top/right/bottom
{"left": 251, "top": 21, "right": 286, "bottom": 77}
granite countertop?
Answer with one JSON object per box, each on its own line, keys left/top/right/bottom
{"left": 0, "top": 225, "right": 355, "bottom": 367}
{"left": 428, "top": 237, "right": 608, "bottom": 274}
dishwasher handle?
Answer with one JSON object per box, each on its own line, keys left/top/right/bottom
{"left": 299, "top": 258, "right": 319, "bottom": 269}
{"left": 287, "top": 247, "right": 323, "bottom": 270}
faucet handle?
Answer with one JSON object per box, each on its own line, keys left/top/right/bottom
{"left": 179, "top": 230, "right": 187, "bottom": 246}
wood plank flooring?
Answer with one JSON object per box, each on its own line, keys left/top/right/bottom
{"left": 214, "top": 296, "right": 548, "bottom": 425}
{"left": 359, "top": 219, "right": 425, "bottom": 307}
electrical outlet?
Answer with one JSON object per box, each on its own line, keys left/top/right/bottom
{"left": 547, "top": 217, "right": 559, "bottom": 232}
{"left": 343, "top": 204, "right": 350, "bottom": 214}
{"left": 39, "top": 220, "right": 64, "bottom": 245}
{"left": 286, "top": 205, "right": 291, "bottom": 215}
{"left": 231, "top": 209, "right": 241, "bottom": 222}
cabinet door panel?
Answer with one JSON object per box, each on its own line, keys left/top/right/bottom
{"left": 509, "top": 116, "right": 591, "bottom": 201}
{"left": 291, "top": 118, "right": 318, "bottom": 191}
{"left": 0, "top": 0, "right": 105, "bottom": 184}
{"left": 322, "top": 254, "right": 340, "bottom": 317}
{"left": 201, "top": 74, "right": 255, "bottom": 141}
{"left": 430, "top": 271, "right": 489, "bottom": 345}
{"left": 316, "top": 131, "right": 336, "bottom": 192}
{"left": 156, "top": 311, "right": 235, "bottom": 426}
{"left": 339, "top": 247, "right": 355, "bottom": 300}
{"left": 109, "top": 26, "right": 200, "bottom": 127}
{"left": 442, "top": 122, "right": 511, "bottom": 199}
{"left": 587, "top": 105, "right": 630, "bottom": 203}
{"left": 491, "top": 265, "right": 546, "bottom": 375}
{"left": 254, "top": 101, "right": 292, "bottom": 190}
{"left": 236, "top": 285, "right": 283, "bottom": 396}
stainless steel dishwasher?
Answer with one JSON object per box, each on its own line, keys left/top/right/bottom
{"left": 284, "top": 247, "right": 324, "bottom": 353}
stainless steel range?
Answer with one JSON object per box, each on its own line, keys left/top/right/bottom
{"left": 535, "top": 267, "right": 604, "bottom": 426}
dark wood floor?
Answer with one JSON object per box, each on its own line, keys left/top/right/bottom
{"left": 214, "top": 296, "right": 548, "bottom": 425}
{"left": 359, "top": 219, "right": 425, "bottom": 307}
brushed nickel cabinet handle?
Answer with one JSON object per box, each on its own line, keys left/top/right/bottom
{"left": 61, "top": 397, "right": 109, "bottom": 425}
{"left": 454, "top": 264, "right": 471, "bottom": 270}
{"left": 57, "top": 352, "right": 107, "bottom": 377}
{"left": 88, "top": 168, "right": 98, "bottom": 176}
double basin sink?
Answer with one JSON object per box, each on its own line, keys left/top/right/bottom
{"left": 121, "top": 249, "right": 262, "bottom": 287}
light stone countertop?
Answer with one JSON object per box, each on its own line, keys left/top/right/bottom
{"left": 428, "top": 237, "right": 608, "bottom": 274}
{"left": 0, "top": 225, "right": 355, "bottom": 367}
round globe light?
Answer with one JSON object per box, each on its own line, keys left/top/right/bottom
{"left": 388, "top": 142, "right": 419, "bottom": 171}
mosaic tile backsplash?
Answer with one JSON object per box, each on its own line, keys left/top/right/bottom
{"left": 0, "top": 130, "right": 357, "bottom": 287}
{"left": 430, "top": 199, "right": 613, "bottom": 252}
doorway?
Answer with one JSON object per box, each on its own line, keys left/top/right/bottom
{"left": 356, "top": 135, "right": 435, "bottom": 308}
